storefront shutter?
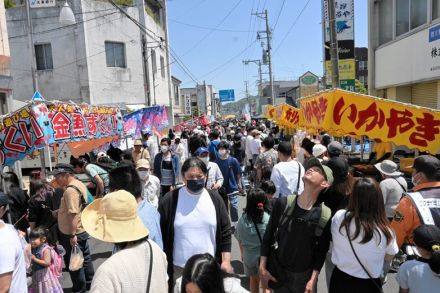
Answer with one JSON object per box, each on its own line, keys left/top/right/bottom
{"left": 411, "top": 82, "right": 438, "bottom": 109}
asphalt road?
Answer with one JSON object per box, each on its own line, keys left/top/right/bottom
{"left": 61, "top": 195, "right": 399, "bottom": 293}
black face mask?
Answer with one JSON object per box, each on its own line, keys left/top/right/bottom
{"left": 186, "top": 178, "right": 205, "bottom": 193}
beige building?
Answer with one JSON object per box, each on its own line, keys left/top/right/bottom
{"left": 368, "top": 0, "right": 440, "bottom": 109}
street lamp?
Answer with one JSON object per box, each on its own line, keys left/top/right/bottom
{"left": 59, "top": 2, "right": 76, "bottom": 26}
{"left": 25, "top": 0, "right": 76, "bottom": 177}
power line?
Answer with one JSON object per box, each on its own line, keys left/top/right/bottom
{"left": 169, "top": 18, "right": 256, "bottom": 33}
{"left": 180, "top": 0, "right": 244, "bottom": 57}
{"left": 272, "top": 0, "right": 286, "bottom": 32}
{"left": 273, "top": 0, "right": 312, "bottom": 54}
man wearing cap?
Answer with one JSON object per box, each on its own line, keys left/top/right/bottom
{"left": 0, "top": 192, "right": 27, "bottom": 293}
{"left": 374, "top": 160, "right": 407, "bottom": 221}
{"left": 312, "top": 143, "right": 328, "bottom": 162}
{"left": 327, "top": 141, "right": 344, "bottom": 159}
{"left": 260, "top": 158, "right": 333, "bottom": 292}
{"left": 195, "top": 147, "right": 224, "bottom": 190}
{"left": 391, "top": 155, "right": 440, "bottom": 250}
{"left": 51, "top": 163, "right": 95, "bottom": 293}
{"left": 82, "top": 190, "right": 168, "bottom": 293}
{"left": 132, "top": 139, "right": 151, "bottom": 165}
{"left": 136, "top": 159, "right": 161, "bottom": 209}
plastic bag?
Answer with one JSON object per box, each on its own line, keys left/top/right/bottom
{"left": 69, "top": 245, "right": 84, "bottom": 271}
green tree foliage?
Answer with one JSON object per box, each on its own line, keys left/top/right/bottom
{"left": 5, "top": 0, "right": 15, "bottom": 9}
{"left": 355, "top": 79, "right": 368, "bottom": 94}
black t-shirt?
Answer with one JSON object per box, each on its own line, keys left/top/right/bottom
{"left": 261, "top": 196, "right": 331, "bottom": 272}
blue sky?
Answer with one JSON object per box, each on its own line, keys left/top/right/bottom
{"left": 167, "top": 0, "right": 368, "bottom": 100}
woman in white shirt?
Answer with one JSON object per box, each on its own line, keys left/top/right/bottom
{"left": 175, "top": 253, "right": 248, "bottom": 293}
{"left": 330, "top": 177, "right": 398, "bottom": 293}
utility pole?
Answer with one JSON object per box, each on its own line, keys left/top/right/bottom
{"left": 203, "top": 80, "right": 208, "bottom": 115}
{"left": 328, "top": 0, "right": 340, "bottom": 88}
{"left": 242, "top": 59, "right": 263, "bottom": 99}
{"left": 254, "top": 10, "right": 274, "bottom": 105}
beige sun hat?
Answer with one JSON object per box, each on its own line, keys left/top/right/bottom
{"left": 136, "top": 159, "right": 150, "bottom": 169}
{"left": 81, "top": 190, "right": 148, "bottom": 243}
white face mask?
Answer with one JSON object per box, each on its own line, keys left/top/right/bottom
{"left": 199, "top": 157, "right": 209, "bottom": 165}
{"left": 218, "top": 149, "right": 227, "bottom": 157}
{"left": 138, "top": 170, "right": 149, "bottom": 180}
{"left": 161, "top": 145, "right": 169, "bottom": 153}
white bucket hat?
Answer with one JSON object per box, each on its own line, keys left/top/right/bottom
{"left": 312, "top": 144, "right": 327, "bottom": 157}
{"left": 374, "top": 160, "right": 402, "bottom": 177}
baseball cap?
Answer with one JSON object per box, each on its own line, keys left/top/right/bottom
{"left": 413, "top": 224, "right": 440, "bottom": 252}
{"left": 312, "top": 144, "right": 327, "bottom": 157}
{"left": 0, "top": 191, "right": 12, "bottom": 207}
{"left": 306, "top": 158, "right": 334, "bottom": 186}
{"left": 136, "top": 159, "right": 150, "bottom": 170}
{"left": 195, "top": 147, "right": 209, "bottom": 156}
{"left": 325, "top": 157, "right": 349, "bottom": 182}
{"left": 412, "top": 155, "right": 440, "bottom": 176}
{"left": 328, "top": 141, "right": 343, "bottom": 156}
{"left": 49, "top": 163, "right": 74, "bottom": 176}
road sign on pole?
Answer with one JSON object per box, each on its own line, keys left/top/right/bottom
{"left": 219, "top": 89, "right": 235, "bottom": 103}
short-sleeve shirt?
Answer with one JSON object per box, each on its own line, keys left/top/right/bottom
{"left": 86, "top": 164, "right": 110, "bottom": 191}
{"left": 58, "top": 179, "right": 88, "bottom": 235}
{"left": 397, "top": 260, "right": 440, "bottom": 293}
{"left": 132, "top": 148, "right": 151, "bottom": 164}
{"left": 254, "top": 149, "right": 278, "bottom": 178}
{"left": 0, "top": 221, "right": 27, "bottom": 293}
{"left": 216, "top": 156, "right": 242, "bottom": 194}
{"left": 235, "top": 213, "right": 270, "bottom": 270}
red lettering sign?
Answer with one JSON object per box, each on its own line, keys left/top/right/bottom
{"left": 52, "top": 112, "right": 71, "bottom": 140}
{"left": 85, "top": 114, "right": 98, "bottom": 136}
{"left": 386, "top": 109, "right": 415, "bottom": 138}
{"left": 409, "top": 113, "right": 440, "bottom": 147}
{"left": 71, "top": 113, "right": 86, "bottom": 138}
{"left": 3, "top": 127, "right": 26, "bottom": 153}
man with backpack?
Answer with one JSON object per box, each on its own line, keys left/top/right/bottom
{"left": 71, "top": 157, "right": 110, "bottom": 198}
{"left": 259, "top": 158, "right": 333, "bottom": 293}
{"left": 51, "top": 163, "right": 95, "bottom": 293}
{"left": 215, "top": 141, "right": 242, "bottom": 227}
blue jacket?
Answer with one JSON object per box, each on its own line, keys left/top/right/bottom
{"left": 154, "top": 152, "right": 180, "bottom": 185}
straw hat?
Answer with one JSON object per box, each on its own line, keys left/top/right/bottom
{"left": 81, "top": 190, "right": 148, "bottom": 243}
{"left": 374, "top": 160, "right": 402, "bottom": 177}
{"left": 133, "top": 139, "right": 143, "bottom": 146}
{"left": 136, "top": 159, "right": 150, "bottom": 169}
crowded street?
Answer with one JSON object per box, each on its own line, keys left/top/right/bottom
{"left": 1, "top": 1, "right": 440, "bottom": 293}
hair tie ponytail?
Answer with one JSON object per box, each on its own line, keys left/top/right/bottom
{"left": 432, "top": 244, "right": 440, "bottom": 252}
{"left": 257, "top": 203, "right": 264, "bottom": 209}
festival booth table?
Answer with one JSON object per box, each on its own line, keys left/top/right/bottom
{"left": 0, "top": 101, "right": 123, "bottom": 167}
{"left": 299, "top": 89, "right": 440, "bottom": 174}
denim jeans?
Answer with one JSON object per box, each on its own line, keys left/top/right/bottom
{"left": 59, "top": 232, "right": 95, "bottom": 293}
{"left": 228, "top": 191, "right": 239, "bottom": 222}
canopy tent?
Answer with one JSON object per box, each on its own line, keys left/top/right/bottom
{"left": 0, "top": 101, "right": 123, "bottom": 166}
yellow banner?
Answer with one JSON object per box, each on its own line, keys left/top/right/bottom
{"left": 299, "top": 89, "right": 440, "bottom": 153}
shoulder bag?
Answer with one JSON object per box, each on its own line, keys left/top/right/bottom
{"left": 146, "top": 240, "right": 153, "bottom": 293}
{"left": 345, "top": 225, "right": 383, "bottom": 293}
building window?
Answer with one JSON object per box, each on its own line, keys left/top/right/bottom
{"left": 160, "top": 56, "right": 165, "bottom": 78}
{"left": 410, "top": 0, "right": 427, "bottom": 29}
{"left": 105, "top": 42, "right": 126, "bottom": 68}
{"left": 145, "top": 0, "right": 163, "bottom": 28}
{"left": 396, "top": 0, "right": 410, "bottom": 37}
{"left": 359, "top": 75, "right": 367, "bottom": 84}
{"left": 359, "top": 61, "right": 368, "bottom": 71}
{"left": 434, "top": 0, "right": 440, "bottom": 19}
{"left": 174, "top": 85, "right": 179, "bottom": 105}
{"left": 151, "top": 49, "right": 157, "bottom": 75}
{"left": 0, "top": 93, "right": 7, "bottom": 115}
{"left": 35, "top": 43, "right": 53, "bottom": 70}
{"left": 379, "top": 0, "right": 393, "bottom": 45}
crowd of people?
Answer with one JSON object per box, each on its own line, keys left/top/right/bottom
{"left": 1, "top": 121, "right": 440, "bottom": 293}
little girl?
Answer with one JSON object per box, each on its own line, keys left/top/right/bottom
{"left": 235, "top": 189, "right": 270, "bottom": 293}
{"left": 30, "top": 228, "right": 63, "bottom": 293}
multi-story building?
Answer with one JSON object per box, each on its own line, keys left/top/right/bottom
{"left": 181, "top": 83, "right": 217, "bottom": 117}
{"left": 0, "top": 0, "right": 12, "bottom": 116}
{"left": 368, "top": 0, "right": 440, "bottom": 109}
{"left": 6, "top": 0, "right": 172, "bottom": 109}
{"left": 355, "top": 47, "right": 368, "bottom": 87}
{"left": 171, "top": 75, "right": 189, "bottom": 124}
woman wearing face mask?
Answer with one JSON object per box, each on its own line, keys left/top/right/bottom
{"left": 159, "top": 157, "right": 233, "bottom": 292}
{"left": 154, "top": 137, "right": 180, "bottom": 197}
{"left": 136, "top": 159, "right": 161, "bottom": 208}
{"left": 195, "top": 147, "right": 224, "bottom": 191}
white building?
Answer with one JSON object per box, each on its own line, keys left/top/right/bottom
{"left": 0, "top": 0, "right": 12, "bottom": 116}
{"left": 7, "top": 0, "right": 172, "bottom": 109}
{"left": 181, "top": 83, "right": 217, "bottom": 117}
{"left": 369, "top": 0, "right": 440, "bottom": 109}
